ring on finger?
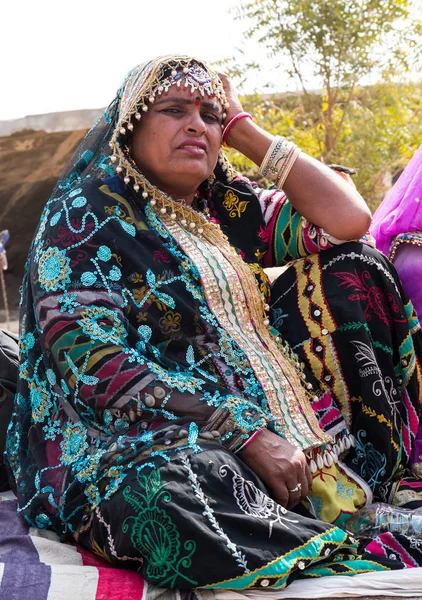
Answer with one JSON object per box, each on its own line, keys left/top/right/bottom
{"left": 288, "top": 483, "right": 302, "bottom": 493}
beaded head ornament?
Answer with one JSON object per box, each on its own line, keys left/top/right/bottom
{"left": 108, "top": 56, "right": 234, "bottom": 202}
{"left": 50, "top": 55, "right": 235, "bottom": 204}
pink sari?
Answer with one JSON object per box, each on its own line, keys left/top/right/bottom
{"left": 371, "top": 147, "right": 422, "bottom": 469}
{"left": 371, "top": 145, "right": 422, "bottom": 319}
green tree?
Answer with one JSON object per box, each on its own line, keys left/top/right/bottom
{"left": 227, "top": 80, "right": 422, "bottom": 211}
{"left": 232, "top": 0, "right": 421, "bottom": 163}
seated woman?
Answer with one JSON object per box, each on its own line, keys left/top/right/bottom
{"left": 6, "top": 56, "right": 422, "bottom": 590}
{"left": 371, "top": 145, "right": 422, "bottom": 319}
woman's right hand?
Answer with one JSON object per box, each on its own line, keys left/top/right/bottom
{"left": 240, "top": 428, "right": 312, "bottom": 510}
{"left": 217, "top": 72, "right": 244, "bottom": 125}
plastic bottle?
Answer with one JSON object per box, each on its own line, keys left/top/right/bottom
{"left": 344, "top": 503, "right": 422, "bottom": 539}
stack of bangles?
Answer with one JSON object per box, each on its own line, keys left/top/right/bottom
{"left": 222, "top": 114, "right": 301, "bottom": 190}
{"left": 221, "top": 112, "right": 253, "bottom": 145}
{"left": 259, "top": 135, "right": 302, "bottom": 189}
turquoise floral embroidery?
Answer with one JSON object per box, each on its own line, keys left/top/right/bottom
{"left": 35, "top": 513, "right": 52, "bottom": 529}
{"left": 46, "top": 369, "right": 56, "bottom": 385}
{"left": 122, "top": 468, "right": 197, "bottom": 586}
{"left": 103, "top": 466, "right": 126, "bottom": 499}
{"left": 85, "top": 483, "right": 101, "bottom": 507}
{"left": 76, "top": 452, "right": 102, "bottom": 483}
{"left": 221, "top": 397, "right": 267, "bottom": 434}
{"left": 242, "top": 374, "right": 266, "bottom": 402}
{"left": 15, "top": 393, "right": 27, "bottom": 410}
{"left": 8, "top": 176, "right": 280, "bottom": 539}
{"left": 82, "top": 249, "right": 123, "bottom": 292}
{"left": 50, "top": 212, "right": 62, "bottom": 227}
{"left": 81, "top": 272, "right": 97, "bottom": 286}
{"left": 19, "top": 360, "right": 29, "bottom": 379}
{"left": 20, "top": 331, "right": 35, "bottom": 352}
{"left": 218, "top": 330, "right": 251, "bottom": 374}
{"left": 120, "top": 220, "right": 136, "bottom": 237}
{"left": 60, "top": 380, "right": 70, "bottom": 395}
{"left": 60, "top": 422, "right": 88, "bottom": 465}
{"left": 114, "top": 418, "right": 129, "bottom": 433}
{"left": 29, "top": 382, "right": 52, "bottom": 423}
{"left": 34, "top": 201, "right": 53, "bottom": 252}
{"left": 65, "top": 352, "right": 99, "bottom": 387}
{"left": 58, "top": 291, "right": 81, "bottom": 314}
{"left": 43, "top": 419, "right": 62, "bottom": 441}
{"left": 97, "top": 245, "right": 112, "bottom": 262}
{"left": 38, "top": 247, "right": 72, "bottom": 292}
{"left": 186, "top": 345, "right": 218, "bottom": 383}
{"left": 103, "top": 410, "right": 113, "bottom": 427}
{"left": 148, "top": 363, "right": 204, "bottom": 394}
{"left": 108, "top": 266, "right": 122, "bottom": 281}
{"left": 137, "top": 325, "right": 153, "bottom": 352}
{"left": 336, "top": 481, "right": 354, "bottom": 501}
{"left": 78, "top": 306, "right": 127, "bottom": 344}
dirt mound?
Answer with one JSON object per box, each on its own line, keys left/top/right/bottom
{"left": 0, "top": 129, "right": 87, "bottom": 311}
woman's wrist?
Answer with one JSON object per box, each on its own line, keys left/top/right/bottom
{"left": 259, "top": 136, "right": 301, "bottom": 189}
{"left": 225, "top": 118, "right": 273, "bottom": 166}
{"left": 222, "top": 112, "right": 253, "bottom": 145}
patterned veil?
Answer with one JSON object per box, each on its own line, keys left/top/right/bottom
{"left": 42, "top": 56, "right": 274, "bottom": 271}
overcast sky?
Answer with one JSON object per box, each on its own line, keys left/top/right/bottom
{"left": 4, "top": 0, "right": 420, "bottom": 122}
{"left": 1, "top": 0, "right": 276, "bottom": 121}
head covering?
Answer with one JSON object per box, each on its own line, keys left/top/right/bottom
{"left": 370, "top": 145, "right": 422, "bottom": 256}
{"left": 52, "top": 56, "right": 232, "bottom": 201}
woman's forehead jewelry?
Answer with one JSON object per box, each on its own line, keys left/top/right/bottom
{"left": 162, "top": 64, "right": 218, "bottom": 97}
{"left": 120, "top": 58, "right": 228, "bottom": 119}
{"left": 108, "top": 56, "right": 231, "bottom": 188}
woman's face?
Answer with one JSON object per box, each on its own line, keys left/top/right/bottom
{"left": 131, "top": 83, "right": 223, "bottom": 201}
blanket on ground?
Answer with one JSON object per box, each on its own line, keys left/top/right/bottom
{"left": 1, "top": 497, "right": 422, "bottom": 600}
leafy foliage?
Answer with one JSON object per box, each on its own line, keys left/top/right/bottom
{"left": 226, "top": 0, "right": 422, "bottom": 209}
{"left": 228, "top": 81, "right": 422, "bottom": 210}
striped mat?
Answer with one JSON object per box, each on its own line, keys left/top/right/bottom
{"left": 1, "top": 497, "right": 422, "bottom": 599}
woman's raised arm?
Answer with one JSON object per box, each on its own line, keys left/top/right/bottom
{"left": 220, "top": 74, "right": 372, "bottom": 241}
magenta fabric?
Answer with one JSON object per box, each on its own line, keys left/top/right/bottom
{"left": 371, "top": 145, "right": 422, "bottom": 256}
{"left": 394, "top": 243, "right": 422, "bottom": 319}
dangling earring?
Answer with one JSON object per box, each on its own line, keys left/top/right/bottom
{"left": 207, "top": 172, "right": 216, "bottom": 195}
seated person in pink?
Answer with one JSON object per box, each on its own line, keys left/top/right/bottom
{"left": 371, "top": 145, "right": 422, "bottom": 319}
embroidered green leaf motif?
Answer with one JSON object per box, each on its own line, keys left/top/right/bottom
{"left": 143, "top": 468, "right": 161, "bottom": 502}
{"left": 131, "top": 507, "right": 181, "bottom": 579}
{"left": 122, "top": 468, "right": 197, "bottom": 587}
